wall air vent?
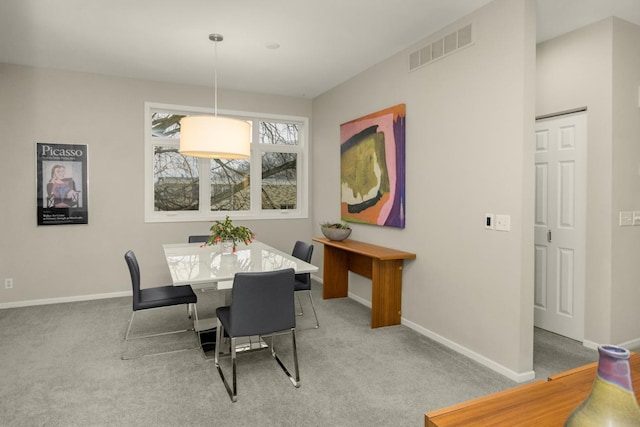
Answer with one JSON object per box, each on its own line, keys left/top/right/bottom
{"left": 408, "top": 23, "right": 474, "bottom": 72}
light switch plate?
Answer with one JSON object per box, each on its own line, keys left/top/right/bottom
{"left": 620, "top": 211, "right": 633, "bottom": 226}
{"left": 633, "top": 211, "right": 640, "bottom": 226}
{"left": 495, "top": 214, "right": 510, "bottom": 231}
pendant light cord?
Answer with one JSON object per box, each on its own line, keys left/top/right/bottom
{"left": 209, "top": 33, "right": 223, "bottom": 117}
{"left": 214, "top": 37, "right": 218, "bottom": 117}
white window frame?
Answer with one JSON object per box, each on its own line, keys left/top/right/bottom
{"left": 144, "top": 102, "right": 309, "bottom": 223}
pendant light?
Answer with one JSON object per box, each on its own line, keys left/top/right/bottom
{"left": 179, "top": 34, "right": 251, "bottom": 159}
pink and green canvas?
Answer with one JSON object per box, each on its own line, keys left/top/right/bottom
{"left": 340, "top": 104, "right": 405, "bottom": 228}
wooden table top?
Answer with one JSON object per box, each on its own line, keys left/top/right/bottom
{"left": 312, "top": 237, "right": 416, "bottom": 261}
{"left": 425, "top": 353, "right": 640, "bottom": 426}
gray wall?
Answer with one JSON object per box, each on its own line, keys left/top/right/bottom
{"left": 537, "top": 17, "right": 640, "bottom": 347}
{"left": 0, "top": 63, "right": 313, "bottom": 304}
{"left": 311, "top": 0, "right": 536, "bottom": 379}
{"left": 612, "top": 18, "right": 640, "bottom": 346}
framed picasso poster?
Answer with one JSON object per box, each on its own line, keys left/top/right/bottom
{"left": 36, "top": 142, "right": 89, "bottom": 225}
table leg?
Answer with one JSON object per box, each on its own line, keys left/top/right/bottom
{"left": 322, "top": 245, "right": 349, "bottom": 299}
{"left": 371, "top": 259, "right": 403, "bottom": 328}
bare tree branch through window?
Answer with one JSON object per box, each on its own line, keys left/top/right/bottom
{"left": 147, "top": 106, "right": 306, "bottom": 219}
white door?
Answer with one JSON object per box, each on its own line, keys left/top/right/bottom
{"left": 534, "top": 112, "right": 586, "bottom": 341}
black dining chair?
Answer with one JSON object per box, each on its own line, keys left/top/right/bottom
{"left": 214, "top": 268, "right": 299, "bottom": 402}
{"left": 291, "top": 241, "right": 318, "bottom": 328}
{"left": 122, "top": 250, "right": 199, "bottom": 359}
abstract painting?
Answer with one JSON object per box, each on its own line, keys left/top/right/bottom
{"left": 340, "top": 104, "right": 405, "bottom": 228}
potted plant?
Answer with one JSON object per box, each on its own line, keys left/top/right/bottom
{"left": 206, "top": 216, "right": 254, "bottom": 253}
{"left": 320, "top": 221, "right": 352, "bottom": 241}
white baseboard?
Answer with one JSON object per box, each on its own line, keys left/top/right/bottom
{"left": 618, "top": 337, "right": 640, "bottom": 349}
{"left": 584, "top": 337, "right": 640, "bottom": 351}
{"left": 0, "top": 291, "right": 132, "bottom": 309}
{"left": 347, "top": 291, "right": 371, "bottom": 308}
{"left": 582, "top": 339, "right": 599, "bottom": 350}
{"left": 347, "top": 290, "right": 535, "bottom": 383}
{"left": 401, "top": 318, "right": 535, "bottom": 383}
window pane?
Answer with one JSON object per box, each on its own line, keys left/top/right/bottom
{"left": 260, "top": 122, "right": 299, "bottom": 145}
{"left": 262, "top": 152, "right": 297, "bottom": 210}
{"left": 210, "top": 159, "right": 251, "bottom": 211}
{"left": 153, "top": 146, "right": 199, "bottom": 211}
{"left": 151, "top": 112, "right": 185, "bottom": 138}
{"left": 146, "top": 103, "right": 308, "bottom": 222}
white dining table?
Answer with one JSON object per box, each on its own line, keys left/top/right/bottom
{"left": 163, "top": 239, "right": 319, "bottom": 290}
{"left": 163, "top": 240, "right": 319, "bottom": 345}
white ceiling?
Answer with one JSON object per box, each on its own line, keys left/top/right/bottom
{"left": 0, "top": 0, "right": 638, "bottom": 98}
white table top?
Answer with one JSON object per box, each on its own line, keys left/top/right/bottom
{"left": 163, "top": 240, "right": 318, "bottom": 288}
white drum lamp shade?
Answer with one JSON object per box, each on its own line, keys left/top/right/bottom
{"left": 179, "top": 115, "right": 251, "bottom": 159}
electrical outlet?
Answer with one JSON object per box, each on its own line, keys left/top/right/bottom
{"left": 4, "top": 278, "right": 13, "bottom": 289}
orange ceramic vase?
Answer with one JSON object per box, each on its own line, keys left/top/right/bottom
{"left": 565, "top": 345, "right": 640, "bottom": 426}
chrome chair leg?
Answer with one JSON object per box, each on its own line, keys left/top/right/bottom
{"left": 270, "top": 328, "right": 300, "bottom": 387}
{"left": 124, "top": 311, "right": 136, "bottom": 342}
{"left": 124, "top": 314, "right": 195, "bottom": 340}
{"left": 307, "top": 291, "right": 319, "bottom": 329}
{"left": 215, "top": 320, "right": 238, "bottom": 402}
{"left": 294, "top": 291, "right": 319, "bottom": 328}
{"left": 122, "top": 304, "right": 200, "bottom": 360}
{"left": 214, "top": 326, "right": 300, "bottom": 401}
{"left": 291, "top": 329, "right": 300, "bottom": 385}
{"left": 191, "top": 303, "right": 200, "bottom": 345}
{"left": 296, "top": 293, "right": 304, "bottom": 316}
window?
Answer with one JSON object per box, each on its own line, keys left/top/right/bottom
{"left": 145, "top": 102, "right": 309, "bottom": 222}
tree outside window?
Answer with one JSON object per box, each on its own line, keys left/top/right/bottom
{"left": 145, "top": 103, "right": 308, "bottom": 222}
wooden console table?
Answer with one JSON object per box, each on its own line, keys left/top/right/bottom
{"left": 425, "top": 353, "right": 640, "bottom": 426}
{"left": 312, "top": 238, "right": 416, "bottom": 328}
